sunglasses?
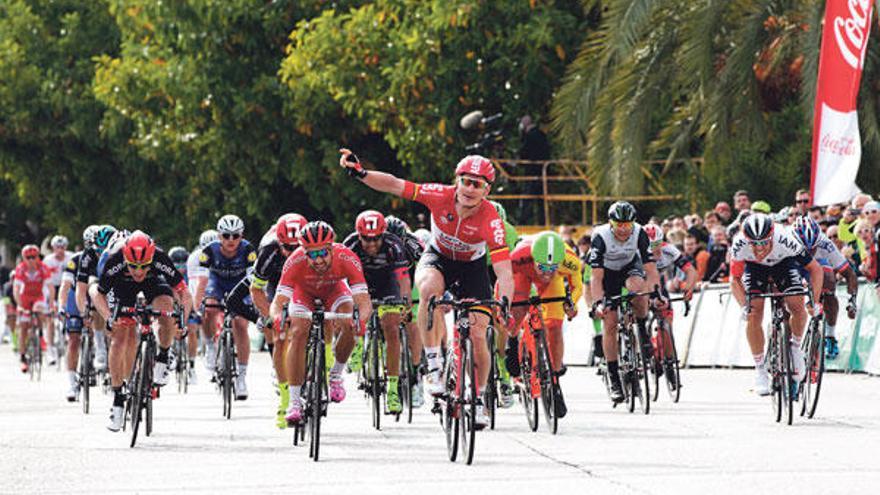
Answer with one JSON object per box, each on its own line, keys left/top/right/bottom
{"left": 360, "top": 235, "right": 382, "bottom": 243}
{"left": 126, "top": 262, "right": 151, "bottom": 271}
{"left": 796, "top": 199, "right": 810, "bottom": 204}
{"left": 611, "top": 220, "right": 633, "bottom": 229}
{"left": 25, "top": 256, "right": 37, "bottom": 260}
{"left": 866, "top": 210, "right": 880, "bottom": 215}
{"left": 457, "top": 176, "right": 489, "bottom": 190}
{"left": 536, "top": 263, "right": 558, "bottom": 273}
{"left": 222, "top": 233, "right": 241, "bottom": 240}
{"left": 306, "top": 247, "right": 330, "bottom": 260}
{"left": 828, "top": 234, "right": 838, "bottom": 240}
{"left": 749, "top": 238, "right": 771, "bottom": 247}
{"left": 281, "top": 243, "right": 298, "bottom": 252}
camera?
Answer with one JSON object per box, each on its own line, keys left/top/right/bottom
{"left": 460, "top": 110, "right": 505, "bottom": 156}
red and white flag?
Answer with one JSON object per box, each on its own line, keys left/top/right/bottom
{"left": 810, "top": 0, "right": 874, "bottom": 206}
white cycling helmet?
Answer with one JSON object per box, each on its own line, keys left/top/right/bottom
{"left": 199, "top": 229, "right": 219, "bottom": 249}
{"left": 50, "top": 235, "right": 69, "bottom": 249}
{"left": 217, "top": 214, "right": 244, "bottom": 236}
{"left": 83, "top": 225, "right": 100, "bottom": 250}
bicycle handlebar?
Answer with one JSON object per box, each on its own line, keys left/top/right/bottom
{"left": 288, "top": 310, "right": 356, "bottom": 321}
{"left": 426, "top": 296, "right": 508, "bottom": 332}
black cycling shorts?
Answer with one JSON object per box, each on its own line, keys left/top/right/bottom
{"left": 417, "top": 247, "right": 491, "bottom": 300}
{"left": 743, "top": 258, "right": 803, "bottom": 295}
{"left": 367, "top": 275, "right": 401, "bottom": 302}
{"left": 601, "top": 259, "right": 647, "bottom": 297}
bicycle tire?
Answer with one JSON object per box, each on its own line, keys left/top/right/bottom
{"left": 460, "top": 337, "right": 477, "bottom": 465}
{"left": 665, "top": 327, "right": 682, "bottom": 403}
{"left": 769, "top": 326, "right": 782, "bottom": 423}
{"left": 782, "top": 325, "right": 794, "bottom": 425}
{"left": 444, "top": 349, "right": 459, "bottom": 461}
{"left": 650, "top": 319, "right": 661, "bottom": 402}
{"left": 221, "top": 332, "right": 233, "bottom": 419}
{"left": 805, "top": 319, "right": 825, "bottom": 419}
{"left": 486, "top": 330, "right": 498, "bottom": 430}
{"left": 145, "top": 339, "right": 155, "bottom": 437}
{"left": 620, "top": 328, "right": 636, "bottom": 414}
{"left": 634, "top": 327, "right": 651, "bottom": 415}
{"left": 130, "top": 341, "right": 146, "bottom": 448}
{"left": 536, "top": 333, "right": 558, "bottom": 434}
{"left": 518, "top": 339, "right": 539, "bottom": 432}
{"left": 368, "top": 330, "right": 381, "bottom": 430}
{"left": 310, "top": 338, "right": 325, "bottom": 461}
{"left": 81, "top": 332, "right": 92, "bottom": 414}
{"left": 400, "top": 326, "right": 413, "bottom": 424}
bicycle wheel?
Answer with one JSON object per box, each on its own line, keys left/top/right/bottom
{"left": 769, "top": 328, "right": 782, "bottom": 423}
{"left": 650, "top": 321, "right": 661, "bottom": 402}
{"left": 518, "top": 340, "right": 539, "bottom": 432}
{"left": 619, "top": 330, "right": 636, "bottom": 414}
{"left": 443, "top": 349, "right": 459, "bottom": 462}
{"left": 130, "top": 341, "right": 146, "bottom": 448}
{"left": 35, "top": 330, "right": 42, "bottom": 381}
{"left": 634, "top": 328, "right": 651, "bottom": 415}
{"left": 399, "top": 327, "right": 413, "bottom": 424}
{"left": 781, "top": 326, "right": 794, "bottom": 425}
{"left": 536, "top": 334, "right": 558, "bottom": 434}
{"left": 80, "top": 332, "right": 92, "bottom": 414}
{"left": 486, "top": 330, "right": 498, "bottom": 430}
{"left": 664, "top": 326, "right": 682, "bottom": 403}
{"left": 368, "top": 331, "right": 381, "bottom": 430}
{"left": 804, "top": 319, "right": 825, "bottom": 419}
{"left": 145, "top": 340, "right": 155, "bottom": 437}
{"left": 222, "top": 332, "right": 233, "bottom": 419}
{"left": 309, "top": 338, "right": 325, "bottom": 462}
{"left": 459, "top": 338, "right": 477, "bottom": 465}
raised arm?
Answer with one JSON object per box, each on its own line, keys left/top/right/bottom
{"left": 339, "top": 148, "right": 406, "bottom": 196}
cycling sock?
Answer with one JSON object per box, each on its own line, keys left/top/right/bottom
{"left": 592, "top": 318, "right": 602, "bottom": 335}
{"left": 825, "top": 323, "right": 836, "bottom": 338}
{"left": 156, "top": 346, "right": 170, "bottom": 364}
{"left": 95, "top": 330, "right": 107, "bottom": 354}
{"left": 68, "top": 371, "right": 77, "bottom": 387}
{"left": 112, "top": 387, "right": 125, "bottom": 407}
{"left": 425, "top": 346, "right": 441, "bottom": 370}
{"left": 237, "top": 362, "right": 248, "bottom": 376}
{"left": 753, "top": 353, "right": 764, "bottom": 367}
{"left": 330, "top": 361, "right": 345, "bottom": 376}
{"left": 288, "top": 385, "right": 302, "bottom": 401}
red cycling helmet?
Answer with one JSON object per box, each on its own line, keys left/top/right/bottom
{"left": 455, "top": 155, "right": 495, "bottom": 184}
{"left": 643, "top": 223, "right": 664, "bottom": 245}
{"left": 298, "top": 221, "right": 335, "bottom": 249}
{"left": 355, "top": 210, "right": 387, "bottom": 237}
{"left": 21, "top": 244, "right": 39, "bottom": 258}
{"left": 275, "top": 213, "right": 308, "bottom": 246}
{"left": 122, "top": 230, "right": 156, "bottom": 265}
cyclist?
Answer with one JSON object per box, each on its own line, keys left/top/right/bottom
{"left": 343, "top": 210, "right": 412, "bottom": 414}
{"left": 224, "top": 213, "right": 306, "bottom": 428}
{"left": 643, "top": 223, "right": 697, "bottom": 389}
{"left": 75, "top": 225, "right": 116, "bottom": 370}
{"left": 169, "top": 246, "right": 198, "bottom": 384}
{"left": 187, "top": 229, "right": 217, "bottom": 375}
{"left": 195, "top": 215, "right": 256, "bottom": 400}
{"left": 488, "top": 201, "right": 520, "bottom": 409}
{"left": 384, "top": 215, "right": 426, "bottom": 407}
{"left": 270, "top": 221, "right": 372, "bottom": 424}
{"left": 91, "top": 231, "right": 193, "bottom": 432}
{"left": 729, "top": 214, "right": 824, "bottom": 396}
{"left": 338, "top": 150, "right": 513, "bottom": 428}
{"left": 43, "top": 235, "right": 73, "bottom": 366}
{"left": 505, "top": 231, "right": 582, "bottom": 417}
{"left": 589, "top": 202, "right": 663, "bottom": 403}
{"left": 791, "top": 216, "right": 858, "bottom": 360}
{"left": 12, "top": 245, "right": 53, "bottom": 373}
{"left": 58, "top": 234, "right": 90, "bottom": 401}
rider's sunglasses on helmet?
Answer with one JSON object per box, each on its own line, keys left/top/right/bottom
{"left": 749, "top": 237, "right": 771, "bottom": 247}
{"left": 221, "top": 232, "right": 241, "bottom": 240}
{"left": 360, "top": 234, "right": 382, "bottom": 243}
{"left": 126, "top": 261, "right": 151, "bottom": 271}
{"left": 457, "top": 176, "right": 489, "bottom": 190}
{"left": 306, "top": 247, "right": 330, "bottom": 260}
{"left": 610, "top": 220, "right": 633, "bottom": 229}
{"left": 536, "top": 263, "right": 559, "bottom": 273}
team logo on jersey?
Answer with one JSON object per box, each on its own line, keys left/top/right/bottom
{"left": 199, "top": 252, "right": 208, "bottom": 263}
{"left": 247, "top": 251, "right": 257, "bottom": 263}
{"left": 67, "top": 261, "right": 76, "bottom": 270}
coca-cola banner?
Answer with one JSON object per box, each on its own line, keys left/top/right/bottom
{"left": 810, "top": 0, "right": 874, "bottom": 206}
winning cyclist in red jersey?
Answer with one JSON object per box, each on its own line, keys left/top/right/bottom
{"left": 339, "top": 149, "right": 514, "bottom": 428}
{"left": 270, "top": 221, "right": 372, "bottom": 424}
{"left": 13, "top": 245, "right": 53, "bottom": 373}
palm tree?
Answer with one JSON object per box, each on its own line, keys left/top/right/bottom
{"left": 551, "top": 0, "right": 880, "bottom": 204}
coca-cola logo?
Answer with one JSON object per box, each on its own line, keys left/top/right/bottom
{"left": 820, "top": 132, "right": 857, "bottom": 156}
{"left": 834, "top": 0, "right": 872, "bottom": 70}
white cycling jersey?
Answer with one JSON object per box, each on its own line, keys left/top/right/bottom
{"left": 43, "top": 250, "right": 73, "bottom": 287}
{"left": 812, "top": 233, "right": 847, "bottom": 270}
{"left": 730, "top": 226, "right": 809, "bottom": 267}
{"left": 186, "top": 248, "right": 206, "bottom": 297}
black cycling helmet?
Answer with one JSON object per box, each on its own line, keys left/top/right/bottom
{"left": 385, "top": 215, "right": 409, "bottom": 238}
{"left": 168, "top": 246, "right": 189, "bottom": 265}
{"left": 608, "top": 201, "right": 637, "bottom": 222}
{"left": 742, "top": 213, "right": 774, "bottom": 241}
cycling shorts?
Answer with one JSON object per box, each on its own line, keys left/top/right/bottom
{"left": 109, "top": 277, "right": 174, "bottom": 310}
{"left": 289, "top": 280, "right": 353, "bottom": 314}
{"left": 417, "top": 247, "right": 491, "bottom": 300}
{"left": 206, "top": 276, "right": 240, "bottom": 301}
{"left": 601, "top": 259, "right": 646, "bottom": 298}
{"left": 743, "top": 258, "right": 803, "bottom": 295}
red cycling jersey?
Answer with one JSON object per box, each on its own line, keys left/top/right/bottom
{"left": 13, "top": 261, "right": 52, "bottom": 299}
{"left": 401, "top": 181, "right": 509, "bottom": 263}
{"left": 276, "top": 243, "right": 368, "bottom": 300}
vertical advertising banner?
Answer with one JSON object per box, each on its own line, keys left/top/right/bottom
{"left": 810, "top": 0, "right": 874, "bottom": 206}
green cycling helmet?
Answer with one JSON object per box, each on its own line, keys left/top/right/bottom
{"left": 751, "top": 200, "right": 772, "bottom": 214}
{"left": 489, "top": 200, "right": 508, "bottom": 223}
{"left": 531, "top": 231, "right": 566, "bottom": 268}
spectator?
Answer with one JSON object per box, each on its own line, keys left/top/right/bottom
{"left": 825, "top": 204, "right": 843, "bottom": 224}
{"left": 838, "top": 195, "right": 873, "bottom": 246}
{"left": 854, "top": 219, "right": 877, "bottom": 279}
{"left": 557, "top": 224, "right": 577, "bottom": 250}
{"left": 794, "top": 189, "right": 811, "bottom": 216}
{"left": 750, "top": 200, "right": 772, "bottom": 214}
{"left": 714, "top": 201, "right": 733, "bottom": 223}
{"left": 733, "top": 190, "right": 751, "bottom": 214}
{"left": 667, "top": 228, "right": 687, "bottom": 251}
{"left": 683, "top": 234, "right": 710, "bottom": 281}
{"left": 864, "top": 201, "right": 880, "bottom": 233}
{"left": 518, "top": 115, "right": 550, "bottom": 224}
{"left": 827, "top": 225, "right": 843, "bottom": 251}
{"left": 660, "top": 218, "right": 672, "bottom": 236}
{"left": 808, "top": 205, "right": 823, "bottom": 223}
{"left": 685, "top": 214, "right": 709, "bottom": 244}
{"left": 704, "top": 227, "right": 730, "bottom": 283}
{"left": 576, "top": 234, "right": 591, "bottom": 264}
{"left": 704, "top": 211, "right": 722, "bottom": 233}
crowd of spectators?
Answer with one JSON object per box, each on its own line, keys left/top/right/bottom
{"left": 565, "top": 189, "right": 880, "bottom": 294}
